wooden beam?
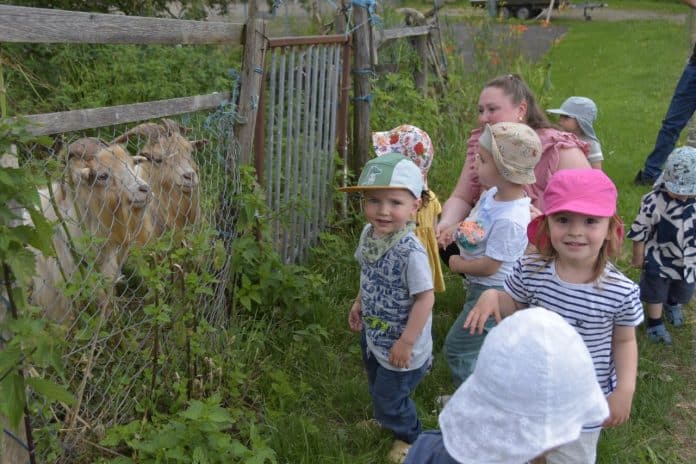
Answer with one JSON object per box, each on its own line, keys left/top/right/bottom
{"left": 4, "top": 93, "right": 231, "bottom": 135}
{"left": 376, "top": 25, "right": 431, "bottom": 48}
{"left": 0, "top": 5, "right": 243, "bottom": 45}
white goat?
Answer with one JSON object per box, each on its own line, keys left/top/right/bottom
{"left": 1, "top": 138, "right": 153, "bottom": 464}
{"left": 113, "top": 119, "right": 207, "bottom": 240}
{"left": 29, "top": 138, "right": 153, "bottom": 323}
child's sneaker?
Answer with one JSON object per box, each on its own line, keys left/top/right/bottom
{"left": 664, "top": 304, "right": 684, "bottom": 327}
{"left": 387, "top": 439, "right": 411, "bottom": 464}
{"left": 646, "top": 324, "right": 672, "bottom": 345}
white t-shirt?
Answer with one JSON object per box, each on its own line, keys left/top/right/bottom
{"left": 456, "top": 187, "right": 531, "bottom": 287}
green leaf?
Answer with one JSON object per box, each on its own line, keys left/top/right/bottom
{"left": 26, "top": 377, "right": 76, "bottom": 405}
{"left": 0, "top": 344, "right": 23, "bottom": 376}
{"left": 4, "top": 247, "right": 37, "bottom": 286}
{"left": 0, "top": 374, "right": 26, "bottom": 429}
{"left": 179, "top": 400, "right": 205, "bottom": 421}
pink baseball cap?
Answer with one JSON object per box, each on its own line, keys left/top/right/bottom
{"left": 528, "top": 169, "right": 620, "bottom": 246}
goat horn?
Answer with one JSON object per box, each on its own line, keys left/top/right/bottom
{"left": 112, "top": 123, "right": 166, "bottom": 144}
{"left": 68, "top": 137, "right": 108, "bottom": 160}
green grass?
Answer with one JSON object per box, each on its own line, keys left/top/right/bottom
{"left": 273, "top": 10, "right": 696, "bottom": 464}
{"left": 544, "top": 17, "right": 696, "bottom": 463}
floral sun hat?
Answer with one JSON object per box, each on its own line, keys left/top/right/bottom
{"left": 478, "top": 122, "right": 542, "bottom": 185}
{"left": 372, "top": 124, "right": 433, "bottom": 187}
{"left": 662, "top": 146, "right": 696, "bottom": 196}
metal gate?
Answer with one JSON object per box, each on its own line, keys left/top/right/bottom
{"left": 256, "top": 35, "right": 350, "bottom": 263}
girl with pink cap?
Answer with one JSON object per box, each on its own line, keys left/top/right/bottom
{"left": 464, "top": 169, "right": 643, "bottom": 464}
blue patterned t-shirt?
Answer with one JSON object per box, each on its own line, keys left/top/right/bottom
{"left": 355, "top": 224, "right": 433, "bottom": 371}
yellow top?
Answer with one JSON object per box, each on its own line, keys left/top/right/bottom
{"left": 414, "top": 192, "right": 445, "bottom": 293}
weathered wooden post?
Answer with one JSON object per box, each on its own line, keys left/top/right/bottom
{"left": 352, "top": 0, "right": 373, "bottom": 173}
{"left": 235, "top": 0, "right": 267, "bottom": 166}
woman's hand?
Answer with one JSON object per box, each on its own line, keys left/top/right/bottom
{"left": 436, "top": 223, "right": 459, "bottom": 248}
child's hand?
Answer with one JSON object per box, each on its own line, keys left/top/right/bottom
{"left": 348, "top": 300, "right": 363, "bottom": 332}
{"left": 603, "top": 387, "right": 633, "bottom": 427}
{"left": 463, "top": 291, "right": 501, "bottom": 335}
{"left": 389, "top": 338, "right": 413, "bottom": 369}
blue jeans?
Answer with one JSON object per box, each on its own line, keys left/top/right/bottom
{"left": 404, "top": 431, "right": 460, "bottom": 464}
{"left": 444, "top": 283, "right": 499, "bottom": 387}
{"left": 643, "top": 62, "right": 696, "bottom": 179}
{"left": 360, "top": 332, "right": 428, "bottom": 444}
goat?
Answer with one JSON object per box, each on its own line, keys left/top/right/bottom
{"left": 28, "top": 137, "right": 152, "bottom": 322}
{"left": 1, "top": 138, "right": 153, "bottom": 464}
{"left": 113, "top": 119, "right": 207, "bottom": 240}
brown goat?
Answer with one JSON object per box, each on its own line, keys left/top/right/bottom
{"left": 113, "top": 119, "right": 207, "bottom": 240}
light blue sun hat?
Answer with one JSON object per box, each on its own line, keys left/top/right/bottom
{"left": 662, "top": 146, "right": 696, "bottom": 196}
{"left": 547, "top": 96, "right": 598, "bottom": 142}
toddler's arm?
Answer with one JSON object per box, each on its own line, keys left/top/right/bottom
{"left": 463, "top": 289, "right": 523, "bottom": 334}
{"left": 348, "top": 293, "right": 363, "bottom": 332}
{"left": 389, "top": 289, "right": 434, "bottom": 369}
{"left": 603, "top": 325, "right": 638, "bottom": 427}
{"left": 448, "top": 255, "right": 501, "bottom": 277}
{"left": 631, "top": 241, "right": 645, "bottom": 268}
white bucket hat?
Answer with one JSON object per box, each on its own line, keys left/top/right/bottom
{"left": 547, "top": 96, "right": 599, "bottom": 142}
{"left": 439, "top": 307, "right": 609, "bottom": 464}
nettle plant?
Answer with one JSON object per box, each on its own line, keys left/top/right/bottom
{"left": 0, "top": 119, "right": 75, "bottom": 433}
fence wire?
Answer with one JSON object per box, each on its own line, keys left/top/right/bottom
{"left": 2, "top": 110, "right": 242, "bottom": 463}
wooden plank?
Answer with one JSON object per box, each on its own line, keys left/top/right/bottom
{"left": 4, "top": 93, "right": 231, "bottom": 135}
{"left": 0, "top": 5, "right": 243, "bottom": 45}
{"left": 377, "top": 25, "right": 431, "bottom": 48}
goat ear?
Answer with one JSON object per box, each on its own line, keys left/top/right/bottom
{"left": 192, "top": 139, "right": 209, "bottom": 151}
{"left": 161, "top": 118, "right": 191, "bottom": 135}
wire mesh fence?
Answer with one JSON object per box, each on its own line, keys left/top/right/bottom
{"left": 2, "top": 110, "right": 243, "bottom": 462}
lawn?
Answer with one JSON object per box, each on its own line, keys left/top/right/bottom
{"left": 285, "top": 7, "right": 696, "bottom": 464}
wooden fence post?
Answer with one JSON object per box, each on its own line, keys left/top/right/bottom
{"left": 352, "top": 2, "right": 372, "bottom": 174}
{"left": 235, "top": 13, "right": 267, "bottom": 165}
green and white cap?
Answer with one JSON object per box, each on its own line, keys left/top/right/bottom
{"left": 340, "top": 152, "right": 424, "bottom": 198}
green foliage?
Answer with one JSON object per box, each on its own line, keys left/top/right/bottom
{"left": 227, "top": 165, "right": 328, "bottom": 319}
{"left": 7, "top": 0, "right": 240, "bottom": 19}
{"left": 1, "top": 43, "right": 240, "bottom": 115}
{"left": 0, "top": 119, "right": 74, "bottom": 430}
{"left": 101, "top": 395, "right": 276, "bottom": 463}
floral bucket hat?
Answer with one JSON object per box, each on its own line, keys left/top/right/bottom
{"left": 372, "top": 124, "right": 433, "bottom": 187}
{"left": 662, "top": 146, "right": 696, "bottom": 196}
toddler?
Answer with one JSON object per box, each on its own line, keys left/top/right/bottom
{"left": 341, "top": 152, "right": 434, "bottom": 463}
{"left": 373, "top": 124, "right": 445, "bottom": 292}
{"left": 442, "top": 122, "right": 542, "bottom": 387}
{"left": 547, "top": 96, "right": 604, "bottom": 169}
{"left": 406, "top": 307, "right": 609, "bottom": 464}
{"left": 465, "top": 169, "right": 643, "bottom": 464}
{"left": 628, "top": 146, "right": 696, "bottom": 345}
